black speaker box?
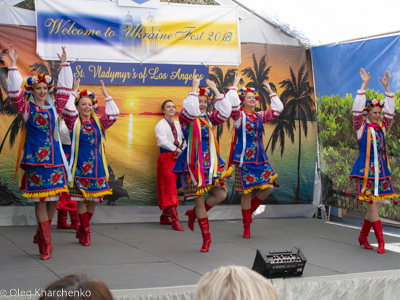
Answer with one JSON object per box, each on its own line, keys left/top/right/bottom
{"left": 252, "top": 247, "right": 307, "bottom": 278}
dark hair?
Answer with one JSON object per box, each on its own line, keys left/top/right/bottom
{"left": 161, "top": 100, "right": 174, "bottom": 113}
{"left": 38, "top": 273, "right": 113, "bottom": 300}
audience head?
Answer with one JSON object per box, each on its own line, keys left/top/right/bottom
{"left": 196, "top": 265, "right": 278, "bottom": 300}
{"left": 38, "top": 273, "right": 113, "bottom": 300}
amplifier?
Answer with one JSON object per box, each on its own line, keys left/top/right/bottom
{"left": 252, "top": 247, "right": 307, "bottom": 278}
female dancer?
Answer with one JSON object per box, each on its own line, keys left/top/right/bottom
{"left": 154, "top": 100, "right": 185, "bottom": 231}
{"left": 7, "top": 44, "right": 72, "bottom": 260}
{"left": 62, "top": 79, "right": 119, "bottom": 246}
{"left": 227, "top": 74, "right": 283, "bottom": 238}
{"left": 173, "top": 76, "right": 232, "bottom": 252}
{"left": 350, "top": 68, "right": 398, "bottom": 254}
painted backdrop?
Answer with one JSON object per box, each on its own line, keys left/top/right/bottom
{"left": 0, "top": 24, "right": 316, "bottom": 208}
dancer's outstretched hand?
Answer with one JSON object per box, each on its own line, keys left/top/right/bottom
{"left": 8, "top": 44, "right": 18, "bottom": 67}
{"left": 57, "top": 46, "right": 67, "bottom": 63}
{"left": 100, "top": 80, "right": 109, "bottom": 98}
{"left": 379, "top": 70, "right": 389, "bottom": 87}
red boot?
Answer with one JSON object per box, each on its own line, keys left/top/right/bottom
{"left": 160, "top": 209, "right": 172, "bottom": 225}
{"left": 168, "top": 206, "right": 184, "bottom": 231}
{"left": 38, "top": 221, "right": 53, "bottom": 260}
{"left": 76, "top": 212, "right": 93, "bottom": 239}
{"left": 250, "top": 196, "right": 264, "bottom": 214}
{"left": 69, "top": 211, "right": 80, "bottom": 231}
{"left": 185, "top": 203, "right": 212, "bottom": 231}
{"left": 358, "top": 219, "right": 373, "bottom": 250}
{"left": 198, "top": 217, "right": 211, "bottom": 252}
{"left": 57, "top": 210, "right": 71, "bottom": 229}
{"left": 78, "top": 212, "right": 91, "bottom": 246}
{"left": 242, "top": 209, "right": 252, "bottom": 238}
{"left": 372, "top": 220, "right": 385, "bottom": 253}
{"left": 33, "top": 226, "right": 44, "bottom": 254}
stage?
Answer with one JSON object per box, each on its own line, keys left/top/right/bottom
{"left": 1, "top": 217, "right": 400, "bottom": 299}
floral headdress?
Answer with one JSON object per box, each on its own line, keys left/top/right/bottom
{"left": 365, "top": 98, "right": 384, "bottom": 112}
{"left": 24, "top": 74, "right": 54, "bottom": 96}
{"left": 75, "top": 90, "right": 98, "bottom": 110}
{"left": 197, "top": 87, "right": 213, "bottom": 104}
{"left": 238, "top": 87, "right": 259, "bottom": 102}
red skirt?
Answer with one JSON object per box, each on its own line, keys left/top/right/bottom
{"left": 157, "top": 152, "right": 179, "bottom": 210}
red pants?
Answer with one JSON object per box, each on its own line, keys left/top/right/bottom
{"left": 157, "top": 152, "right": 179, "bottom": 210}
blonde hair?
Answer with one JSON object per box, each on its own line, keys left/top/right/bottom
{"left": 196, "top": 265, "right": 278, "bottom": 300}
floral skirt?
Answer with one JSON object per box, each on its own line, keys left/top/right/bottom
{"left": 179, "top": 167, "right": 232, "bottom": 200}
{"left": 235, "top": 162, "right": 277, "bottom": 194}
{"left": 23, "top": 165, "right": 68, "bottom": 199}
{"left": 356, "top": 177, "right": 399, "bottom": 204}
{"left": 70, "top": 177, "right": 112, "bottom": 202}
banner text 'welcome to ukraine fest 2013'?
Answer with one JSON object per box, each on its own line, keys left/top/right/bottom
{"left": 36, "top": 0, "right": 240, "bottom": 68}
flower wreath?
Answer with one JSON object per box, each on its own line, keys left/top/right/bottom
{"left": 365, "top": 98, "right": 385, "bottom": 112}
{"left": 197, "top": 87, "right": 213, "bottom": 104}
{"left": 24, "top": 74, "right": 55, "bottom": 96}
{"left": 238, "top": 87, "right": 259, "bottom": 102}
{"left": 75, "top": 90, "right": 98, "bottom": 109}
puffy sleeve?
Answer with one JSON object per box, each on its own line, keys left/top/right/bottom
{"left": 257, "top": 93, "right": 283, "bottom": 124}
{"left": 225, "top": 87, "right": 242, "bottom": 128}
{"left": 55, "top": 63, "right": 73, "bottom": 114}
{"left": 59, "top": 119, "right": 71, "bottom": 145}
{"left": 99, "top": 96, "right": 120, "bottom": 132}
{"left": 352, "top": 90, "right": 366, "bottom": 140}
{"left": 179, "top": 92, "right": 201, "bottom": 129}
{"left": 207, "top": 94, "right": 232, "bottom": 126}
{"left": 382, "top": 92, "right": 395, "bottom": 132}
{"left": 154, "top": 121, "right": 177, "bottom": 152}
{"left": 61, "top": 92, "right": 79, "bottom": 132}
{"left": 7, "top": 66, "right": 29, "bottom": 122}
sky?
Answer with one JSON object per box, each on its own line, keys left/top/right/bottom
{"left": 220, "top": 0, "right": 400, "bottom": 46}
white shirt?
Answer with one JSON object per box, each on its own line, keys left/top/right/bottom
{"left": 154, "top": 118, "right": 186, "bottom": 152}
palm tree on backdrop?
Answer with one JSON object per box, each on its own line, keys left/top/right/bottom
{"left": 241, "top": 53, "right": 276, "bottom": 111}
{"left": 279, "top": 62, "right": 314, "bottom": 203}
{"left": 208, "top": 66, "right": 244, "bottom": 142}
{"left": 0, "top": 57, "right": 61, "bottom": 154}
{"left": 0, "top": 45, "right": 25, "bottom": 155}
{"left": 264, "top": 100, "right": 296, "bottom": 157}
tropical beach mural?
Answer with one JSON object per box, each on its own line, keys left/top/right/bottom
{"left": 0, "top": 25, "right": 317, "bottom": 207}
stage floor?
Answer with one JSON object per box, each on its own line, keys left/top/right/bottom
{"left": 1, "top": 217, "right": 400, "bottom": 293}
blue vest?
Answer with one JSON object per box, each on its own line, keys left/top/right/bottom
{"left": 72, "top": 119, "right": 108, "bottom": 181}
{"left": 232, "top": 113, "right": 268, "bottom": 165}
{"left": 350, "top": 124, "right": 391, "bottom": 179}
{"left": 22, "top": 102, "right": 63, "bottom": 167}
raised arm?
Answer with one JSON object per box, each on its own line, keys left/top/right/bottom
{"left": 61, "top": 78, "right": 79, "bottom": 132}
{"left": 179, "top": 76, "right": 201, "bottom": 129}
{"left": 98, "top": 80, "right": 119, "bottom": 131}
{"left": 380, "top": 71, "right": 395, "bottom": 131}
{"left": 225, "top": 73, "right": 242, "bottom": 128}
{"left": 7, "top": 44, "right": 29, "bottom": 122}
{"left": 55, "top": 46, "right": 73, "bottom": 114}
{"left": 352, "top": 68, "right": 369, "bottom": 139}
{"left": 206, "top": 79, "right": 231, "bottom": 126}
{"left": 257, "top": 80, "right": 283, "bottom": 124}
